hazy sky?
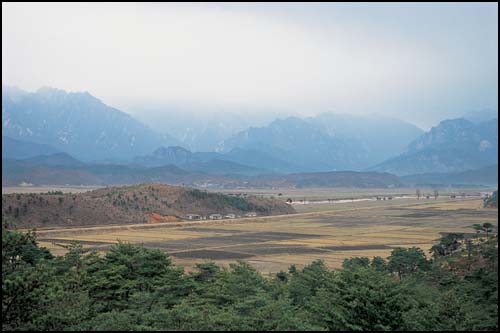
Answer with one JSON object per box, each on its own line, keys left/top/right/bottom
{"left": 2, "top": 2, "right": 498, "bottom": 128}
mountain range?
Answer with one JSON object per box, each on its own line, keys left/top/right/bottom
{"left": 2, "top": 86, "right": 179, "bottom": 161}
{"left": 371, "top": 118, "right": 498, "bottom": 175}
{"left": 2, "top": 85, "right": 498, "bottom": 185}
{"left": 133, "top": 146, "right": 271, "bottom": 176}
{"left": 5, "top": 149, "right": 496, "bottom": 188}
{"left": 216, "top": 114, "right": 424, "bottom": 171}
{"left": 135, "top": 108, "right": 288, "bottom": 153}
{"left": 2, "top": 153, "right": 407, "bottom": 189}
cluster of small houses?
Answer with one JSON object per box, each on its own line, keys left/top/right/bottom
{"left": 185, "top": 212, "right": 258, "bottom": 220}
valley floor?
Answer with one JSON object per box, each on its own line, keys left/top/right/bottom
{"left": 34, "top": 197, "right": 498, "bottom": 274}
{"left": 1, "top": 185, "right": 101, "bottom": 194}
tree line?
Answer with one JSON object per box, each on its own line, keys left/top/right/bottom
{"left": 2, "top": 218, "right": 498, "bottom": 331}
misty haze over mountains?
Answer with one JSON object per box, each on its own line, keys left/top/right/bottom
{"left": 2, "top": 86, "right": 180, "bottom": 161}
{"left": 371, "top": 118, "right": 498, "bottom": 175}
{"left": 2, "top": 85, "right": 498, "bottom": 188}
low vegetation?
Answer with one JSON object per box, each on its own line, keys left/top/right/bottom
{"left": 2, "top": 217, "right": 497, "bottom": 331}
{"left": 484, "top": 190, "right": 498, "bottom": 208}
{"left": 186, "top": 189, "right": 272, "bottom": 213}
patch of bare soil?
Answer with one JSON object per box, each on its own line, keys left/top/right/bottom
{"left": 226, "top": 244, "right": 329, "bottom": 255}
{"left": 172, "top": 250, "right": 253, "bottom": 260}
{"left": 320, "top": 244, "right": 392, "bottom": 251}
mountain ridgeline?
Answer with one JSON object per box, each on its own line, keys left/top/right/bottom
{"left": 216, "top": 115, "right": 424, "bottom": 172}
{"left": 2, "top": 154, "right": 407, "bottom": 188}
{"left": 371, "top": 118, "right": 498, "bottom": 176}
{"left": 2, "top": 86, "right": 179, "bottom": 161}
{"left": 2, "top": 86, "right": 498, "bottom": 187}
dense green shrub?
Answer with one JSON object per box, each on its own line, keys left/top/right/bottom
{"left": 2, "top": 218, "right": 498, "bottom": 331}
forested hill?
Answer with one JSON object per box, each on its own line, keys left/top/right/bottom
{"left": 1, "top": 184, "right": 295, "bottom": 229}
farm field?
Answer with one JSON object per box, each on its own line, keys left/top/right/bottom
{"left": 2, "top": 185, "right": 101, "bottom": 194}
{"left": 212, "top": 187, "right": 490, "bottom": 201}
{"left": 35, "top": 197, "right": 498, "bottom": 274}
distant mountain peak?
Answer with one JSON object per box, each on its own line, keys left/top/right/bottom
{"left": 2, "top": 86, "right": 180, "bottom": 161}
{"left": 371, "top": 117, "right": 498, "bottom": 175}
{"left": 153, "top": 146, "right": 191, "bottom": 155}
{"left": 218, "top": 113, "right": 424, "bottom": 171}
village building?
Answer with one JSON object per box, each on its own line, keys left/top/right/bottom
{"left": 245, "top": 212, "right": 257, "bottom": 217}
{"left": 209, "top": 214, "right": 223, "bottom": 220}
{"left": 225, "top": 213, "right": 236, "bottom": 219}
{"left": 186, "top": 214, "right": 202, "bottom": 220}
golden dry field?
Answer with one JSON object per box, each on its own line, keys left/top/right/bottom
{"left": 2, "top": 185, "right": 100, "bottom": 194}
{"left": 34, "top": 196, "right": 498, "bottom": 274}
{"left": 211, "top": 187, "right": 488, "bottom": 201}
